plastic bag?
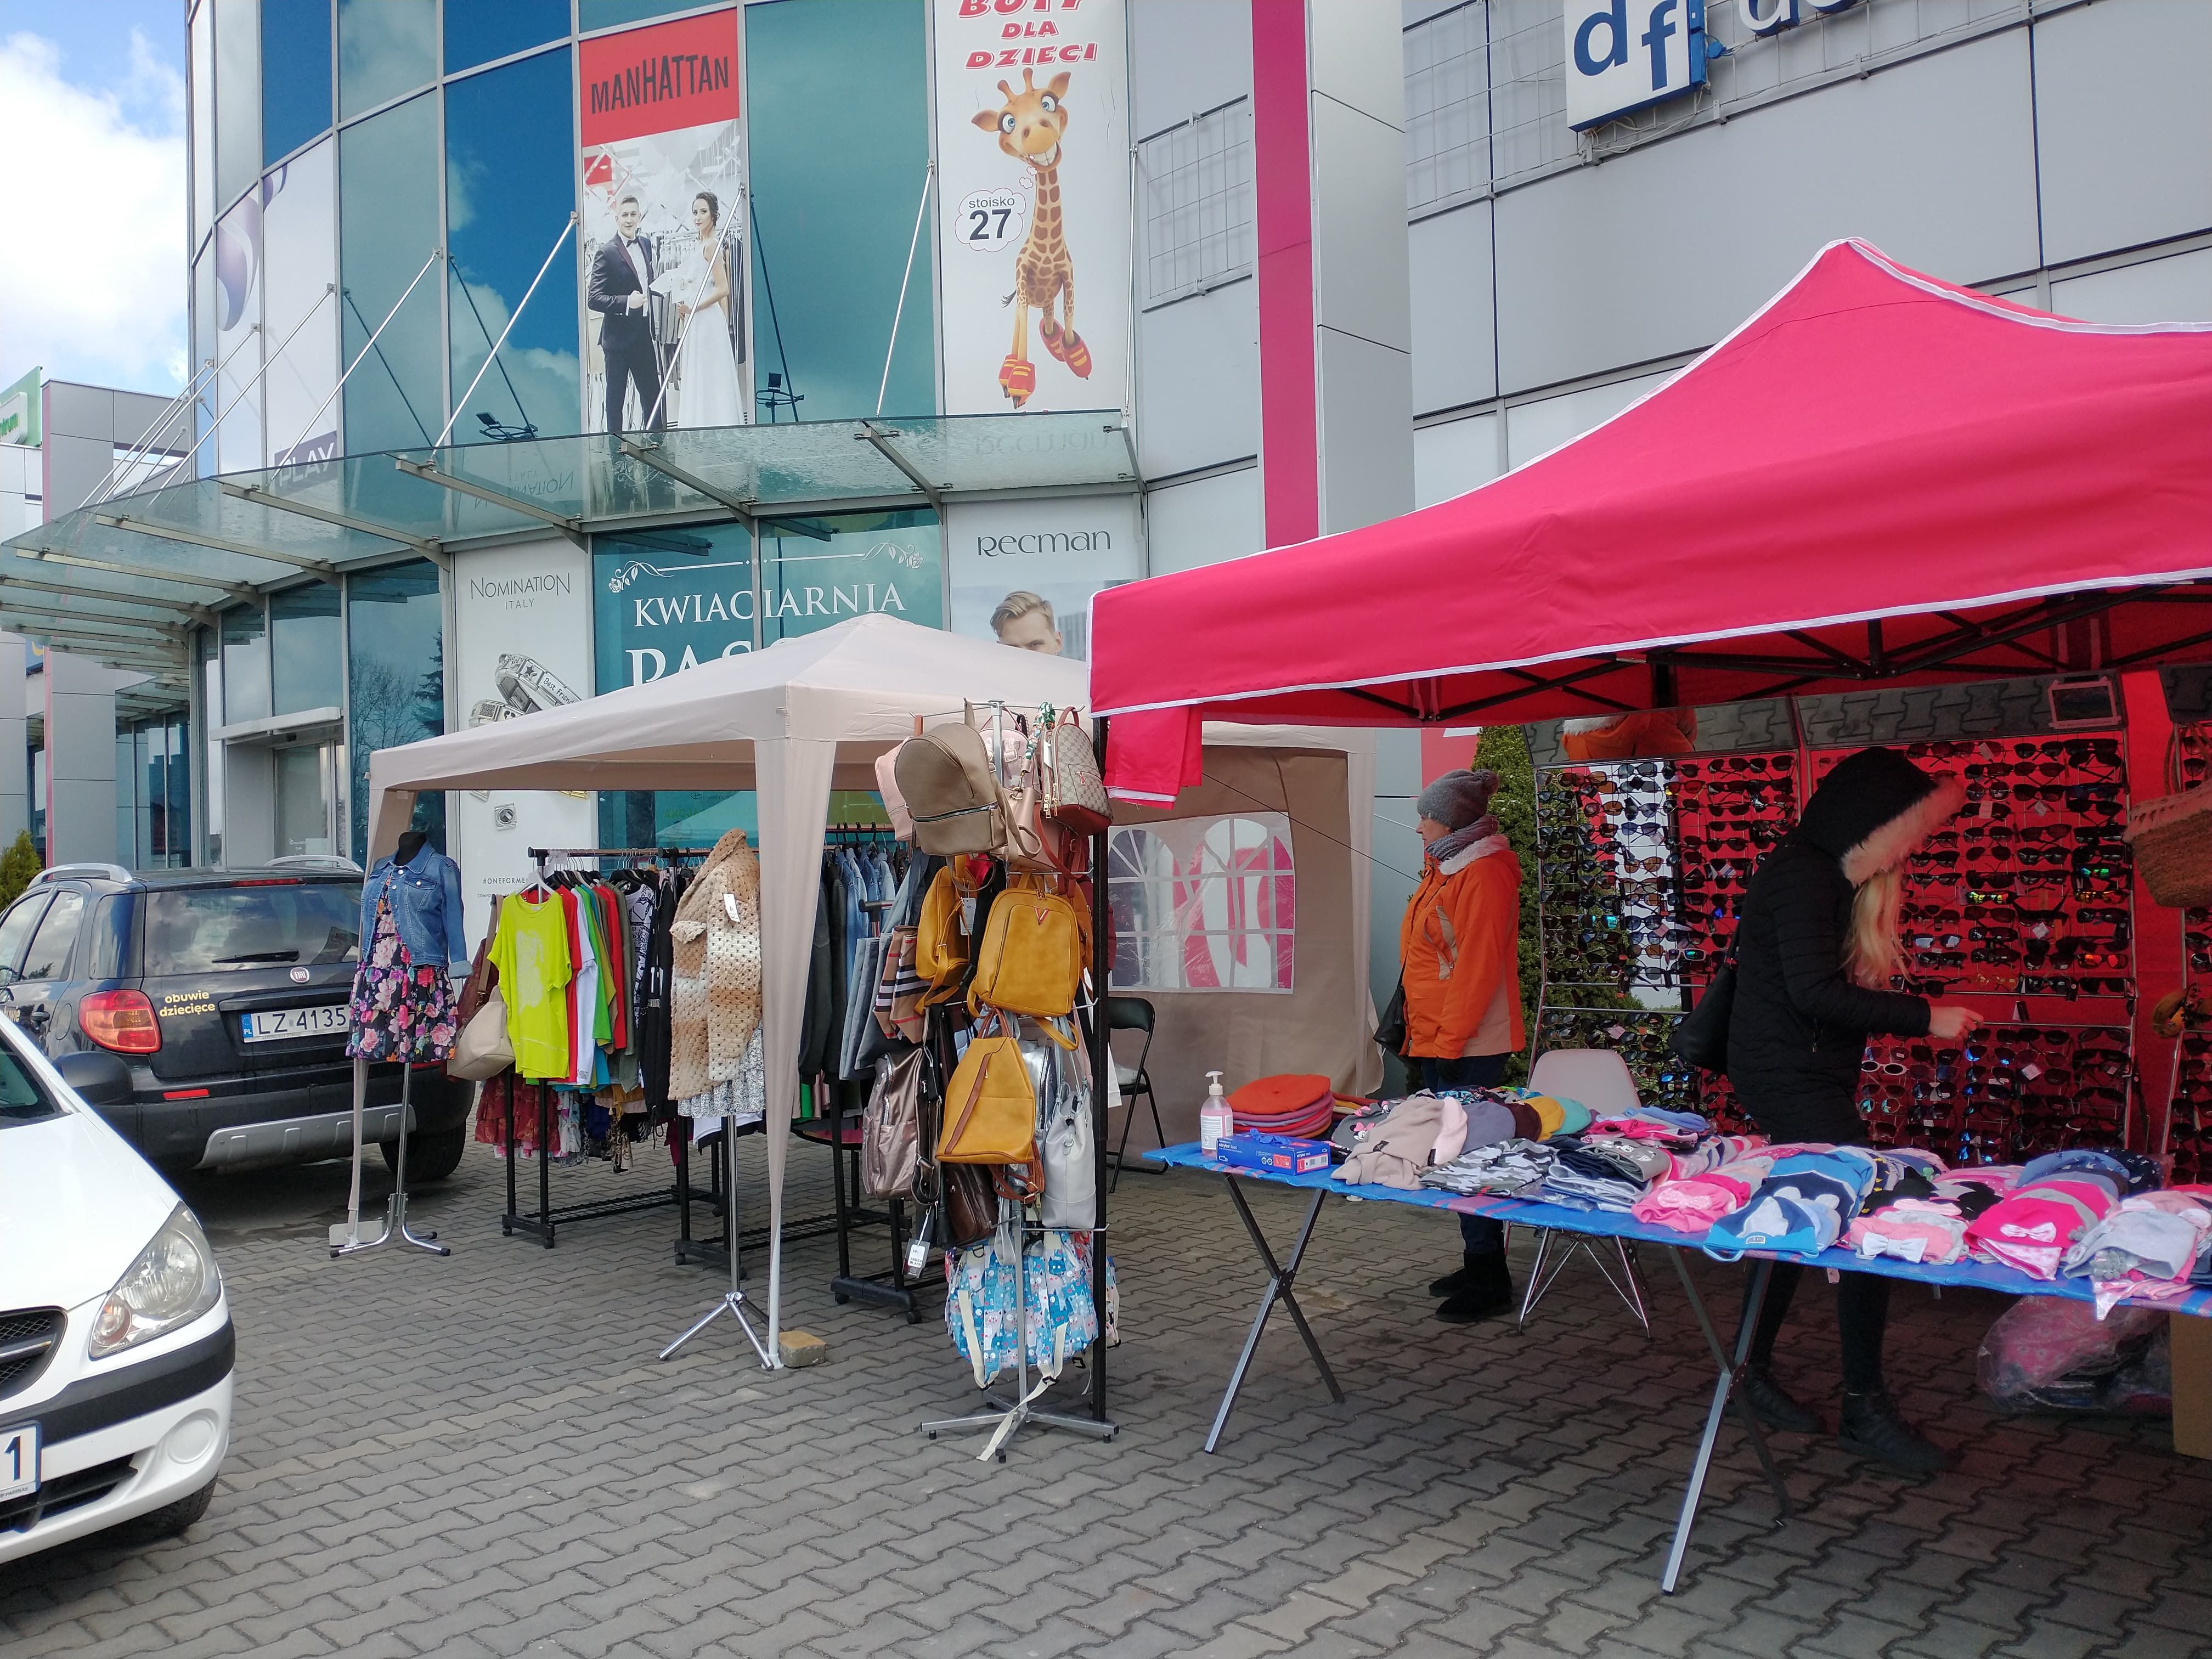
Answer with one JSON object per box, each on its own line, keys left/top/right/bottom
{"left": 1976, "top": 1295, "right": 2166, "bottom": 1402}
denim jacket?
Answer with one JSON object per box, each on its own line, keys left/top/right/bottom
{"left": 360, "top": 844, "right": 467, "bottom": 973}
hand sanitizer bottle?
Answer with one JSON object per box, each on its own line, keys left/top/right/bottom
{"left": 1199, "top": 1071, "right": 1232, "bottom": 1155}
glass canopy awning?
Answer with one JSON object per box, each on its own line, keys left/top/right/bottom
{"left": 0, "top": 411, "right": 1136, "bottom": 690}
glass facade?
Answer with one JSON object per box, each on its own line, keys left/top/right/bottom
{"left": 345, "top": 560, "right": 445, "bottom": 862}
{"left": 338, "top": 0, "right": 437, "bottom": 121}
{"left": 746, "top": 0, "right": 934, "bottom": 420}
{"left": 221, "top": 604, "right": 271, "bottom": 724}
{"left": 117, "top": 718, "right": 192, "bottom": 870}
{"left": 213, "top": 191, "right": 266, "bottom": 473}
{"left": 261, "top": 139, "right": 340, "bottom": 466}
{"left": 215, "top": 0, "right": 263, "bottom": 215}
{"left": 445, "top": 0, "right": 568, "bottom": 74}
{"left": 339, "top": 92, "right": 443, "bottom": 455}
{"left": 270, "top": 580, "right": 343, "bottom": 713}
{"left": 262, "top": 0, "right": 333, "bottom": 165}
{"left": 445, "top": 48, "right": 581, "bottom": 444}
{"left": 191, "top": 1, "right": 216, "bottom": 246}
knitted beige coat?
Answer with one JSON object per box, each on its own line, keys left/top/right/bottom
{"left": 668, "top": 826, "right": 763, "bottom": 1103}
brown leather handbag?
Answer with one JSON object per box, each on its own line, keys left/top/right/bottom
{"left": 860, "top": 1048, "right": 926, "bottom": 1199}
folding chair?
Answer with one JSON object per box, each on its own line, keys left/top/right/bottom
{"left": 1516, "top": 1048, "right": 1654, "bottom": 1334}
{"left": 1104, "top": 996, "right": 1164, "bottom": 1192}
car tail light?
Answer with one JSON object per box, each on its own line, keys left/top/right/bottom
{"left": 81, "top": 990, "right": 161, "bottom": 1054}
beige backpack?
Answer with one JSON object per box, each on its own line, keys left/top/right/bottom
{"left": 894, "top": 720, "right": 1006, "bottom": 855}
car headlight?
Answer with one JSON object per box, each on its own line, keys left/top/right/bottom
{"left": 88, "top": 1205, "right": 222, "bottom": 1361}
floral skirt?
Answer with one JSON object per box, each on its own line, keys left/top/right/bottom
{"left": 347, "top": 901, "right": 458, "bottom": 1062}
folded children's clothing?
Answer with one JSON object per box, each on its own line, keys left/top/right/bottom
{"left": 1706, "top": 1190, "right": 1844, "bottom": 1257}
{"left": 1419, "top": 1138, "right": 1555, "bottom": 1196}
{"left": 1632, "top": 1171, "right": 1757, "bottom": 1232}
{"left": 1847, "top": 1199, "right": 1969, "bottom": 1265}
{"left": 2062, "top": 1195, "right": 2211, "bottom": 1283}
{"left": 1966, "top": 1176, "right": 2119, "bottom": 1278}
{"left": 2019, "top": 1148, "right": 2154, "bottom": 1195}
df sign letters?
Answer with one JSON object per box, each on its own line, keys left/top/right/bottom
{"left": 1564, "top": 0, "right": 1707, "bottom": 131}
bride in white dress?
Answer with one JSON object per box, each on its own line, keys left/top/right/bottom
{"left": 666, "top": 191, "right": 743, "bottom": 428}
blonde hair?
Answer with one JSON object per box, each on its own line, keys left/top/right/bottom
{"left": 1844, "top": 866, "right": 1905, "bottom": 988}
{"left": 990, "top": 590, "right": 1054, "bottom": 635}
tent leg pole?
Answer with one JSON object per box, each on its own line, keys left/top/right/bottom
{"left": 1091, "top": 715, "right": 1114, "bottom": 1426}
{"left": 659, "top": 1118, "right": 773, "bottom": 1369}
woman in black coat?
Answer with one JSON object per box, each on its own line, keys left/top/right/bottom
{"left": 1725, "top": 747, "right": 1979, "bottom": 1473}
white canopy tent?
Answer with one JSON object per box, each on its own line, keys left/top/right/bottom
{"left": 365, "top": 614, "right": 1088, "bottom": 1352}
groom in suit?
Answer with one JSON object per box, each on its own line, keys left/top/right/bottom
{"left": 589, "top": 195, "right": 664, "bottom": 433}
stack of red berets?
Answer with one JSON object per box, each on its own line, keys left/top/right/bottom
{"left": 1227, "top": 1074, "right": 1337, "bottom": 1139}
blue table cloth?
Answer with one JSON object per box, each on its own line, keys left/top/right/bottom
{"left": 1150, "top": 1142, "right": 2212, "bottom": 1317}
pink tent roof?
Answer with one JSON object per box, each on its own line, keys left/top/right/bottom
{"left": 1090, "top": 240, "right": 2212, "bottom": 753}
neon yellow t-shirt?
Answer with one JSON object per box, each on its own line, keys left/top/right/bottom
{"left": 490, "top": 894, "right": 574, "bottom": 1081}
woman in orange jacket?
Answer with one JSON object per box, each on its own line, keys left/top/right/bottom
{"left": 1401, "top": 768, "right": 1525, "bottom": 1323}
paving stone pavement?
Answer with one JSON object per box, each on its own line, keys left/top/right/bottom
{"left": 4, "top": 1132, "right": 2210, "bottom": 1658}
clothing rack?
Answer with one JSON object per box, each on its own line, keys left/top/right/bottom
{"left": 671, "top": 828, "right": 904, "bottom": 1276}
{"left": 500, "top": 845, "right": 713, "bottom": 1248}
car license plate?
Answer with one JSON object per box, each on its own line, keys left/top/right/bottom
{"left": 0, "top": 1424, "right": 36, "bottom": 1503}
{"left": 241, "top": 1005, "right": 349, "bottom": 1042}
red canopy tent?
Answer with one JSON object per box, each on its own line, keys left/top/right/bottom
{"left": 1090, "top": 239, "right": 2212, "bottom": 795}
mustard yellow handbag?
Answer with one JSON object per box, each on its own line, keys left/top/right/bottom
{"left": 938, "top": 1022, "right": 1040, "bottom": 1167}
{"left": 967, "top": 882, "right": 1086, "bottom": 1033}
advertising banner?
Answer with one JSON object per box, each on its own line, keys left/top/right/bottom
{"left": 593, "top": 511, "right": 944, "bottom": 692}
{"left": 594, "top": 522, "right": 754, "bottom": 691}
{"left": 946, "top": 494, "right": 1139, "bottom": 661}
{"left": 450, "top": 538, "right": 597, "bottom": 949}
{"left": 933, "top": 0, "right": 1130, "bottom": 415}
{"left": 579, "top": 9, "right": 747, "bottom": 438}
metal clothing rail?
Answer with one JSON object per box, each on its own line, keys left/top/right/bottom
{"left": 499, "top": 847, "right": 711, "bottom": 1246}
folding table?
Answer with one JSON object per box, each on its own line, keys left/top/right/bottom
{"left": 1150, "top": 1142, "right": 2212, "bottom": 1591}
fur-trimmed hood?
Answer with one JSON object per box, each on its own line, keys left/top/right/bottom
{"left": 1791, "top": 748, "right": 1965, "bottom": 885}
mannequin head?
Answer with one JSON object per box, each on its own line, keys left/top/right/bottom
{"left": 395, "top": 829, "right": 428, "bottom": 864}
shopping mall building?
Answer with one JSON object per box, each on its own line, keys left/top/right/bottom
{"left": 5, "top": 0, "right": 2205, "bottom": 958}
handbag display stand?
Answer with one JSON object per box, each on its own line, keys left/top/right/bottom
{"left": 331, "top": 1057, "right": 450, "bottom": 1259}
{"left": 920, "top": 1198, "right": 1118, "bottom": 1462}
{"left": 658, "top": 1108, "right": 776, "bottom": 1370}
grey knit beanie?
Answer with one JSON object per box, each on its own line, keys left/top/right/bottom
{"left": 1417, "top": 768, "right": 1500, "bottom": 832}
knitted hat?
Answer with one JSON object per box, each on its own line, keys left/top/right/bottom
{"left": 1416, "top": 768, "right": 1500, "bottom": 832}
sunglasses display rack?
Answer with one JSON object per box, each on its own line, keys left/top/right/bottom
{"left": 1535, "top": 762, "right": 1675, "bottom": 998}
{"left": 2168, "top": 723, "right": 2211, "bottom": 1181}
{"left": 1535, "top": 734, "right": 2147, "bottom": 1159}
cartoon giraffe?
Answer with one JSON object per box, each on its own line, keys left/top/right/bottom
{"left": 973, "top": 68, "right": 1092, "bottom": 407}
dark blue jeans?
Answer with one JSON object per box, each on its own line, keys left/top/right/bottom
{"left": 1420, "top": 1054, "right": 1508, "bottom": 1256}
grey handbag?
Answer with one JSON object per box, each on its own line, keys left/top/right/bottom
{"left": 1037, "top": 1022, "right": 1097, "bottom": 1230}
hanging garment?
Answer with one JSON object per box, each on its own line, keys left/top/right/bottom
{"left": 797, "top": 870, "right": 837, "bottom": 1080}
{"left": 358, "top": 841, "right": 469, "bottom": 974}
{"left": 679, "top": 1025, "right": 768, "bottom": 1138}
{"left": 346, "top": 898, "right": 460, "bottom": 1062}
{"left": 668, "top": 827, "right": 763, "bottom": 1102}
{"left": 637, "top": 876, "right": 680, "bottom": 1111}
{"left": 490, "top": 890, "right": 575, "bottom": 1081}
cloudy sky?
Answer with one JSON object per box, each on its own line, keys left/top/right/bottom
{"left": 0, "top": 1, "right": 189, "bottom": 396}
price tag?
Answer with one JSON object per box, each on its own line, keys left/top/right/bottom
{"left": 2021, "top": 1062, "right": 2044, "bottom": 1081}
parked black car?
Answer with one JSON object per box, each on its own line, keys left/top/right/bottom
{"left": 0, "top": 861, "right": 471, "bottom": 1178}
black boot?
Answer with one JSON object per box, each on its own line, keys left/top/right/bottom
{"left": 1739, "top": 1364, "right": 1819, "bottom": 1434}
{"left": 1837, "top": 1388, "right": 1953, "bottom": 1475}
{"left": 1428, "top": 1252, "right": 1485, "bottom": 1297}
{"left": 1436, "top": 1252, "right": 1514, "bottom": 1324}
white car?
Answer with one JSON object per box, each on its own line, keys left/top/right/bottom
{"left": 0, "top": 1015, "right": 232, "bottom": 1564}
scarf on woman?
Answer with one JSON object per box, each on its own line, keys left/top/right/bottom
{"left": 1425, "top": 815, "right": 1501, "bottom": 866}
